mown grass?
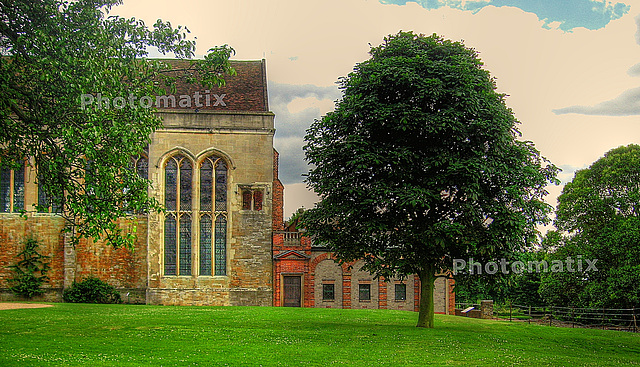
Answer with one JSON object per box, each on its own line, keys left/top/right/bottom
{"left": 0, "top": 303, "right": 638, "bottom": 366}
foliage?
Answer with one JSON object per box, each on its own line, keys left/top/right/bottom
{"left": 302, "top": 32, "right": 558, "bottom": 327}
{"left": 0, "top": 0, "right": 234, "bottom": 248}
{"left": 540, "top": 144, "right": 640, "bottom": 308}
{"left": 1, "top": 305, "right": 639, "bottom": 366}
{"left": 7, "top": 237, "right": 50, "bottom": 298}
{"left": 455, "top": 249, "right": 545, "bottom": 306}
{"left": 62, "top": 276, "right": 121, "bottom": 304}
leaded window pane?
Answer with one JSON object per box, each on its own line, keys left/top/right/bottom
{"left": 215, "top": 161, "right": 227, "bottom": 211}
{"left": 0, "top": 168, "right": 11, "bottom": 212}
{"left": 179, "top": 159, "right": 192, "bottom": 211}
{"left": 179, "top": 214, "right": 192, "bottom": 275}
{"left": 164, "top": 215, "right": 177, "bottom": 276}
{"left": 200, "top": 159, "right": 213, "bottom": 212}
{"left": 165, "top": 159, "right": 177, "bottom": 211}
{"left": 200, "top": 214, "right": 212, "bottom": 276}
{"left": 215, "top": 216, "right": 227, "bottom": 276}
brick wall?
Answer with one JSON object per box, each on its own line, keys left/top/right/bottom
{"left": 0, "top": 214, "right": 65, "bottom": 302}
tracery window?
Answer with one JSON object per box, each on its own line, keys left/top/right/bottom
{"left": 199, "top": 156, "right": 228, "bottom": 276}
{"left": 0, "top": 164, "right": 25, "bottom": 213}
{"left": 164, "top": 154, "right": 192, "bottom": 276}
{"left": 163, "top": 153, "right": 228, "bottom": 277}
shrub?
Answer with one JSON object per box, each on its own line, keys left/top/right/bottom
{"left": 63, "top": 277, "right": 121, "bottom": 304}
{"left": 8, "top": 237, "right": 50, "bottom": 298}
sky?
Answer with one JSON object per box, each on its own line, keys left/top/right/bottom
{"left": 113, "top": 0, "right": 640, "bottom": 222}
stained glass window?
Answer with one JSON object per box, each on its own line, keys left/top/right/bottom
{"left": 179, "top": 214, "right": 192, "bottom": 276}
{"left": 200, "top": 160, "right": 213, "bottom": 212}
{"left": 215, "top": 161, "right": 227, "bottom": 211}
{"left": 199, "top": 214, "right": 212, "bottom": 276}
{"left": 215, "top": 216, "right": 227, "bottom": 276}
{"left": 164, "top": 214, "right": 177, "bottom": 276}
{"left": 164, "top": 154, "right": 194, "bottom": 276}
{"left": 199, "top": 156, "right": 228, "bottom": 276}
{"left": 165, "top": 159, "right": 177, "bottom": 211}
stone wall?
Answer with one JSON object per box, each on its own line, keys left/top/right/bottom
{"left": 146, "top": 110, "right": 275, "bottom": 306}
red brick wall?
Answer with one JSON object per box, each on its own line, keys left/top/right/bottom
{"left": 0, "top": 214, "right": 148, "bottom": 302}
{"left": 0, "top": 214, "right": 66, "bottom": 300}
{"left": 74, "top": 218, "right": 148, "bottom": 290}
{"left": 272, "top": 149, "right": 284, "bottom": 231}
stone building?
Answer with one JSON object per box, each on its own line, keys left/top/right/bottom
{"left": 0, "top": 60, "right": 276, "bottom": 306}
{"left": 0, "top": 58, "right": 454, "bottom": 313}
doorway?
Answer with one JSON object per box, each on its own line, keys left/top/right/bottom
{"left": 283, "top": 275, "right": 302, "bottom": 307}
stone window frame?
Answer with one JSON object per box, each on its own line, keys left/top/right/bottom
{"left": 161, "top": 150, "right": 230, "bottom": 278}
{"left": 0, "top": 162, "right": 25, "bottom": 213}
{"left": 239, "top": 185, "right": 265, "bottom": 211}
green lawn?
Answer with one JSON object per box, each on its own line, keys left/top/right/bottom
{"left": 0, "top": 303, "right": 638, "bottom": 366}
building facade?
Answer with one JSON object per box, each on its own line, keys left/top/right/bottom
{"left": 0, "top": 59, "right": 454, "bottom": 313}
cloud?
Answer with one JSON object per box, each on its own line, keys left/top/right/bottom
{"left": 380, "top": 0, "right": 630, "bottom": 31}
{"left": 553, "top": 87, "right": 640, "bottom": 116}
{"left": 269, "top": 82, "right": 341, "bottom": 184}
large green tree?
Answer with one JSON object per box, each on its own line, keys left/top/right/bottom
{"left": 540, "top": 144, "right": 640, "bottom": 308}
{"left": 0, "top": 0, "right": 234, "bottom": 248}
{"left": 303, "top": 32, "right": 558, "bottom": 328}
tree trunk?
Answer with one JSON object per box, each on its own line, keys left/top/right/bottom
{"left": 416, "top": 268, "right": 436, "bottom": 328}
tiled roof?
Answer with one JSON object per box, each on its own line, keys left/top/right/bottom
{"left": 156, "top": 59, "right": 268, "bottom": 112}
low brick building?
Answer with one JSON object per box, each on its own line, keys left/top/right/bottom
{"left": 271, "top": 219, "right": 455, "bottom": 314}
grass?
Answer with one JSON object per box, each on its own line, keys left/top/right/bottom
{"left": 0, "top": 303, "right": 639, "bottom": 366}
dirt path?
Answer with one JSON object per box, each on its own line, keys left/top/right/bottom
{"left": 0, "top": 303, "right": 53, "bottom": 310}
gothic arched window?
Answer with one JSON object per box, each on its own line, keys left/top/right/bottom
{"left": 164, "top": 154, "right": 193, "bottom": 276}
{"left": 199, "top": 156, "right": 228, "bottom": 276}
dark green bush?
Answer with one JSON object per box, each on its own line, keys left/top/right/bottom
{"left": 8, "top": 237, "right": 50, "bottom": 298}
{"left": 63, "top": 277, "right": 121, "bottom": 304}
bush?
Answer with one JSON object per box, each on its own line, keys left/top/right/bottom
{"left": 63, "top": 277, "right": 121, "bottom": 304}
{"left": 8, "top": 237, "right": 50, "bottom": 298}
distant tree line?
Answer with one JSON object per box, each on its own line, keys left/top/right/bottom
{"left": 456, "top": 144, "right": 640, "bottom": 310}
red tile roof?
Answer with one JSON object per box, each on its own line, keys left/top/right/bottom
{"left": 156, "top": 59, "right": 268, "bottom": 112}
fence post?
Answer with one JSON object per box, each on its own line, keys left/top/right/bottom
{"left": 571, "top": 307, "right": 575, "bottom": 328}
{"left": 528, "top": 306, "right": 531, "bottom": 325}
{"left": 602, "top": 306, "right": 605, "bottom": 330}
{"left": 633, "top": 307, "right": 637, "bottom": 333}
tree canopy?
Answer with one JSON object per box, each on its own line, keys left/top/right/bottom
{"left": 0, "top": 0, "right": 234, "bottom": 248}
{"left": 540, "top": 144, "right": 640, "bottom": 308}
{"left": 302, "top": 32, "right": 558, "bottom": 327}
